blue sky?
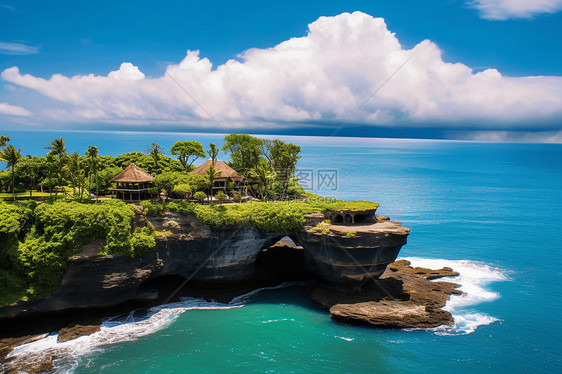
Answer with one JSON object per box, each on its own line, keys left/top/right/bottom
{"left": 1, "top": 0, "right": 562, "bottom": 142}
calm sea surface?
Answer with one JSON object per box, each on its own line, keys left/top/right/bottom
{"left": 4, "top": 131, "right": 562, "bottom": 373}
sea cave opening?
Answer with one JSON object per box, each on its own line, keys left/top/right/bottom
{"left": 254, "top": 236, "right": 312, "bottom": 283}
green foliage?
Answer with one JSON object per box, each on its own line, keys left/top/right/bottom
{"left": 346, "top": 231, "right": 357, "bottom": 237}
{"left": 0, "top": 135, "right": 10, "bottom": 148}
{"left": 113, "top": 152, "right": 183, "bottom": 175}
{"left": 193, "top": 191, "right": 207, "bottom": 201}
{"left": 144, "top": 195, "right": 378, "bottom": 233}
{"left": 215, "top": 191, "right": 227, "bottom": 201}
{"left": 172, "top": 183, "right": 192, "bottom": 199}
{"left": 222, "top": 134, "right": 263, "bottom": 173}
{"left": 141, "top": 200, "right": 166, "bottom": 215}
{"left": 0, "top": 200, "right": 156, "bottom": 305}
{"left": 170, "top": 141, "right": 206, "bottom": 171}
{"left": 154, "top": 171, "right": 190, "bottom": 195}
{"left": 231, "top": 191, "right": 242, "bottom": 203}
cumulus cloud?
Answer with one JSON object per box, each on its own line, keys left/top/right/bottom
{"left": 0, "top": 102, "right": 31, "bottom": 116}
{"left": 469, "top": 0, "right": 562, "bottom": 20}
{"left": 1, "top": 11, "right": 562, "bottom": 129}
{"left": 0, "top": 42, "right": 39, "bottom": 55}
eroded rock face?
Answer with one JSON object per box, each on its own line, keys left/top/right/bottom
{"left": 0, "top": 212, "right": 409, "bottom": 320}
{"left": 311, "top": 259, "right": 462, "bottom": 328}
{"left": 296, "top": 216, "right": 410, "bottom": 285}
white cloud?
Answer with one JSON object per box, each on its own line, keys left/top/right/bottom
{"left": 0, "top": 102, "right": 31, "bottom": 116}
{"left": 0, "top": 42, "right": 39, "bottom": 55}
{"left": 469, "top": 0, "right": 562, "bottom": 20}
{"left": 1, "top": 11, "right": 562, "bottom": 129}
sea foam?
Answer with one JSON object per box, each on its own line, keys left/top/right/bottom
{"left": 401, "top": 257, "right": 509, "bottom": 335}
{"left": 3, "top": 282, "right": 304, "bottom": 374}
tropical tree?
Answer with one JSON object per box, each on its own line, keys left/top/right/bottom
{"left": 205, "top": 164, "right": 222, "bottom": 201}
{"left": 208, "top": 143, "right": 219, "bottom": 165}
{"left": 0, "top": 135, "right": 10, "bottom": 149}
{"left": 170, "top": 141, "right": 206, "bottom": 171}
{"left": 18, "top": 156, "right": 46, "bottom": 197}
{"left": 268, "top": 140, "right": 301, "bottom": 197}
{"left": 86, "top": 145, "right": 99, "bottom": 199}
{"left": 45, "top": 137, "right": 68, "bottom": 197}
{"left": 221, "top": 134, "right": 262, "bottom": 173}
{"left": 0, "top": 145, "right": 22, "bottom": 200}
{"left": 145, "top": 142, "right": 164, "bottom": 172}
{"left": 68, "top": 152, "right": 87, "bottom": 200}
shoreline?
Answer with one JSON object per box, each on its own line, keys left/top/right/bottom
{"left": 1, "top": 258, "right": 464, "bottom": 373}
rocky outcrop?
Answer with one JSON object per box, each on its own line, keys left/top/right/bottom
{"left": 311, "top": 259, "right": 462, "bottom": 328}
{"left": 0, "top": 212, "right": 409, "bottom": 321}
{"left": 296, "top": 215, "right": 410, "bottom": 286}
{"left": 57, "top": 323, "right": 102, "bottom": 343}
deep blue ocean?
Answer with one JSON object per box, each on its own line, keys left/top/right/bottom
{"left": 4, "top": 131, "right": 561, "bottom": 373}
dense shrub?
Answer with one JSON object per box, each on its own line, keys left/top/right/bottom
{"left": 172, "top": 183, "right": 192, "bottom": 199}
{"left": 193, "top": 191, "right": 207, "bottom": 202}
{"left": 0, "top": 200, "right": 156, "bottom": 305}
{"left": 142, "top": 196, "right": 379, "bottom": 232}
{"left": 215, "top": 191, "right": 227, "bottom": 202}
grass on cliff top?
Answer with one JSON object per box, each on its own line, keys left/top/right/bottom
{"left": 142, "top": 195, "right": 379, "bottom": 232}
{"left": 0, "top": 200, "right": 156, "bottom": 305}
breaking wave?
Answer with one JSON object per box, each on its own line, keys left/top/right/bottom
{"left": 3, "top": 282, "right": 304, "bottom": 373}
{"left": 402, "top": 257, "right": 509, "bottom": 335}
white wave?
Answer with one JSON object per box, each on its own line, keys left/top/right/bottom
{"left": 335, "top": 336, "right": 354, "bottom": 341}
{"left": 401, "top": 256, "right": 509, "bottom": 336}
{"left": 3, "top": 281, "right": 303, "bottom": 374}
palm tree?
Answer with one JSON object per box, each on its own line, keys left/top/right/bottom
{"left": 46, "top": 137, "right": 67, "bottom": 157}
{"left": 46, "top": 137, "right": 68, "bottom": 198}
{"left": 0, "top": 145, "right": 22, "bottom": 201}
{"left": 208, "top": 143, "right": 219, "bottom": 166}
{"left": 205, "top": 165, "right": 222, "bottom": 202}
{"left": 68, "top": 151, "right": 85, "bottom": 200}
{"left": 145, "top": 142, "right": 164, "bottom": 172}
{"left": 86, "top": 145, "right": 99, "bottom": 200}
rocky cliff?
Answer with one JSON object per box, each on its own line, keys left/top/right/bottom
{"left": 0, "top": 212, "right": 410, "bottom": 321}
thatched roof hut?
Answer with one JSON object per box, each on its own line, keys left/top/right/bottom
{"left": 190, "top": 160, "right": 244, "bottom": 182}
{"left": 110, "top": 163, "right": 154, "bottom": 201}
{"left": 111, "top": 163, "right": 154, "bottom": 183}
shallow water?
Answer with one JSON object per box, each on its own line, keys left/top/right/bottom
{"left": 3, "top": 132, "right": 561, "bottom": 373}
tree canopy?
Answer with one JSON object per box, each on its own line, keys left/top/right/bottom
{"left": 170, "top": 141, "right": 206, "bottom": 171}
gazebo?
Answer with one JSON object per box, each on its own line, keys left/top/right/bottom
{"left": 190, "top": 159, "right": 245, "bottom": 196}
{"left": 110, "top": 163, "right": 155, "bottom": 201}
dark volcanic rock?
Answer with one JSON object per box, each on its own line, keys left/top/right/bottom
{"left": 57, "top": 322, "right": 101, "bottom": 342}
{"left": 311, "top": 259, "right": 462, "bottom": 328}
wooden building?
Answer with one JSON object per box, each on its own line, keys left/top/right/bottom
{"left": 110, "top": 163, "right": 155, "bottom": 201}
{"left": 190, "top": 159, "right": 245, "bottom": 196}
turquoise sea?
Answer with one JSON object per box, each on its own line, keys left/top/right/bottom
{"left": 3, "top": 131, "right": 562, "bottom": 373}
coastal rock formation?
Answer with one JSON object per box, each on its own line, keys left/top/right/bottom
{"left": 311, "top": 259, "right": 462, "bottom": 328}
{"left": 57, "top": 323, "right": 102, "bottom": 343}
{"left": 0, "top": 212, "right": 410, "bottom": 321}
{"left": 296, "top": 214, "right": 410, "bottom": 285}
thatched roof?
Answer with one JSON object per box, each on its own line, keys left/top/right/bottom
{"left": 111, "top": 163, "right": 154, "bottom": 183}
{"left": 190, "top": 160, "right": 244, "bottom": 181}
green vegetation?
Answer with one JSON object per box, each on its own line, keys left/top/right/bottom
{"left": 0, "top": 133, "right": 380, "bottom": 307}
{"left": 346, "top": 231, "right": 357, "bottom": 237}
{"left": 170, "top": 141, "right": 206, "bottom": 171}
{"left": 0, "top": 200, "right": 155, "bottom": 305}
{"left": 215, "top": 191, "right": 227, "bottom": 202}
{"left": 141, "top": 196, "right": 377, "bottom": 232}
{"left": 193, "top": 191, "right": 207, "bottom": 202}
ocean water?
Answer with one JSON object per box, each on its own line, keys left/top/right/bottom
{"left": 3, "top": 131, "right": 561, "bottom": 373}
